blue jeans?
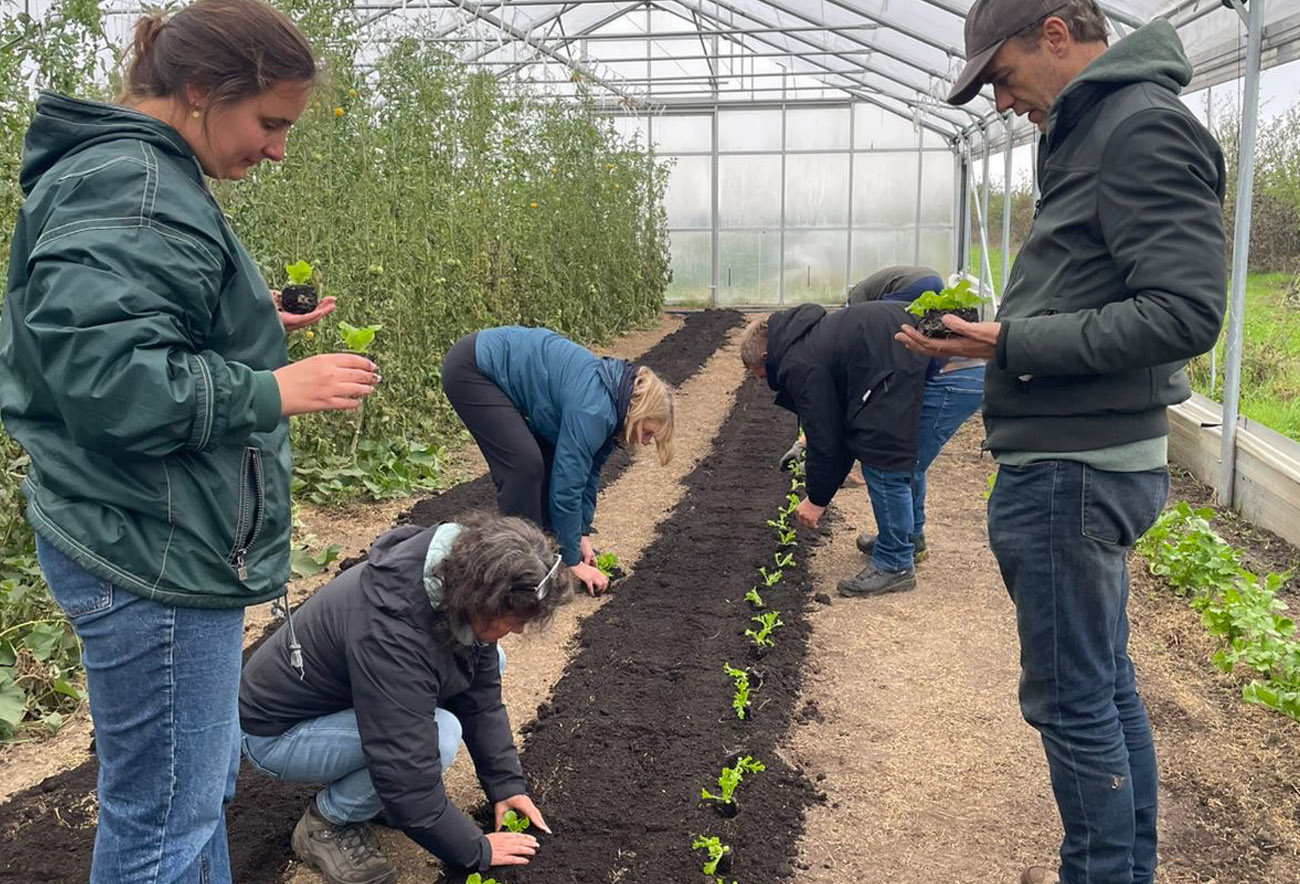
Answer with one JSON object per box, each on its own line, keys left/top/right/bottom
{"left": 912, "top": 365, "right": 985, "bottom": 535}
{"left": 35, "top": 536, "right": 243, "bottom": 884}
{"left": 241, "top": 647, "right": 506, "bottom": 825}
{"left": 859, "top": 466, "right": 915, "bottom": 572}
{"left": 988, "top": 462, "right": 1168, "bottom": 884}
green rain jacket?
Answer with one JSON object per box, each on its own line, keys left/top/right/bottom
{"left": 0, "top": 92, "right": 291, "bottom": 609}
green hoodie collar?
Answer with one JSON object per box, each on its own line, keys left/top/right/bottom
{"left": 1049, "top": 19, "right": 1192, "bottom": 138}
{"left": 21, "top": 91, "right": 202, "bottom": 196}
{"left": 422, "top": 523, "right": 476, "bottom": 646}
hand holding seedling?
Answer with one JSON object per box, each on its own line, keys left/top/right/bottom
{"left": 895, "top": 316, "right": 1000, "bottom": 359}
{"left": 571, "top": 560, "right": 609, "bottom": 597}
{"left": 794, "top": 498, "right": 824, "bottom": 529}
{"left": 495, "top": 794, "right": 551, "bottom": 835}
{"left": 273, "top": 353, "right": 380, "bottom": 415}
{"left": 274, "top": 290, "right": 337, "bottom": 333}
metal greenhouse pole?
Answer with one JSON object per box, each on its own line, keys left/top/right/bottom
{"left": 1217, "top": 0, "right": 1265, "bottom": 508}
{"left": 1002, "top": 114, "right": 1013, "bottom": 292}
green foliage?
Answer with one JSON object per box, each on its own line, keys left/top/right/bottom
{"left": 757, "top": 566, "right": 782, "bottom": 588}
{"left": 292, "top": 439, "right": 445, "bottom": 504}
{"left": 773, "top": 551, "right": 794, "bottom": 570}
{"left": 744, "top": 611, "right": 783, "bottom": 649}
{"left": 284, "top": 260, "right": 314, "bottom": 285}
{"left": 905, "top": 279, "right": 990, "bottom": 317}
{"left": 701, "top": 755, "right": 765, "bottom": 805}
{"left": 337, "top": 321, "right": 381, "bottom": 355}
{"left": 743, "top": 587, "right": 763, "bottom": 609}
{"left": 466, "top": 875, "right": 501, "bottom": 884}
{"left": 594, "top": 551, "right": 620, "bottom": 578}
{"left": 691, "top": 835, "right": 731, "bottom": 876}
{"left": 501, "top": 809, "right": 530, "bottom": 834}
{"left": 723, "top": 662, "right": 751, "bottom": 720}
{"left": 289, "top": 540, "right": 341, "bottom": 580}
{"left": 1137, "top": 500, "right": 1299, "bottom": 721}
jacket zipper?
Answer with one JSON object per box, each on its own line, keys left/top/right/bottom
{"left": 232, "top": 448, "right": 265, "bottom": 580}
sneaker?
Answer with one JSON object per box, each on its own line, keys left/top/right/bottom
{"left": 855, "top": 532, "right": 928, "bottom": 563}
{"left": 836, "top": 566, "right": 916, "bottom": 597}
{"left": 292, "top": 799, "right": 398, "bottom": 884}
{"left": 1020, "top": 868, "right": 1060, "bottom": 884}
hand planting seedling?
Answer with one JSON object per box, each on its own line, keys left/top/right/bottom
{"left": 280, "top": 260, "right": 318, "bottom": 314}
{"left": 701, "top": 755, "right": 765, "bottom": 817}
{"left": 501, "top": 809, "right": 530, "bottom": 833}
{"left": 906, "top": 278, "right": 991, "bottom": 339}
{"left": 745, "top": 611, "right": 783, "bottom": 649}
{"left": 744, "top": 587, "right": 764, "bottom": 608}
{"left": 691, "top": 834, "right": 733, "bottom": 875}
{"left": 594, "top": 550, "right": 624, "bottom": 580}
{"left": 723, "top": 662, "right": 751, "bottom": 720}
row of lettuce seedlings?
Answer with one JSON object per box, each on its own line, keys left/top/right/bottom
{"left": 689, "top": 461, "right": 807, "bottom": 883}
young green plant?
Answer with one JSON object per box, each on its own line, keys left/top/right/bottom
{"left": 337, "top": 321, "right": 383, "bottom": 459}
{"left": 723, "top": 662, "right": 751, "bottom": 720}
{"left": 691, "top": 835, "right": 733, "bottom": 876}
{"left": 594, "top": 550, "right": 621, "bottom": 579}
{"left": 501, "top": 809, "right": 530, "bottom": 833}
{"left": 701, "top": 755, "right": 765, "bottom": 806}
{"left": 758, "top": 566, "right": 782, "bottom": 588}
{"left": 745, "top": 611, "right": 783, "bottom": 649}
{"left": 743, "top": 587, "right": 764, "bottom": 608}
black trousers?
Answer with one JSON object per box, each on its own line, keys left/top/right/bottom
{"left": 441, "top": 332, "right": 555, "bottom": 530}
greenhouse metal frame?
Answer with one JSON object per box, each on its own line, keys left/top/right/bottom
{"left": 94, "top": 0, "right": 1298, "bottom": 503}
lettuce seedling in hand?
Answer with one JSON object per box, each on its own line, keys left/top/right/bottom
{"left": 594, "top": 551, "right": 624, "bottom": 580}
{"left": 280, "top": 260, "right": 318, "bottom": 314}
{"left": 906, "top": 279, "right": 991, "bottom": 338}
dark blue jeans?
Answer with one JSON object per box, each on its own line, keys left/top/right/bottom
{"left": 988, "top": 461, "right": 1168, "bottom": 884}
{"left": 859, "top": 466, "right": 915, "bottom": 572}
{"left": 912, "top": 365, "right": 985, "bottom": 535}
{"left": 35, "top": 536, "right": 243, "bottom": 884}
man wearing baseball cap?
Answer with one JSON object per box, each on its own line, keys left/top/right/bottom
{"left": 897, "top": 2, "right": 1226, "bottom": 883}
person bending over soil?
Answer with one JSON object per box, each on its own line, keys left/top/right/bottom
{"left": 239, "top": 514, "right": 574, "bottom": 884}
{"left": 441, "top": 326, "right": 674, "bottom": 595}
{"left": 741, "top": 302, "right": 930, "bottom": 597}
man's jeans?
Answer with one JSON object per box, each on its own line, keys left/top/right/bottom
{"left": 859, "top": 466, "right": 915, "bottom": 572}
{"left": 913, "top": 365, "right": 985, "bottom": 535}
{"left": 242, "top": 647, "right": 507, "bottom": 825}
{"left": 988, "top": 461, "right": 1168, "bottom": 884}
{"left": 35, "top": 536, "right": 243, "bottom": 884}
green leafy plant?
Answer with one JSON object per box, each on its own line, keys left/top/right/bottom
{"left": 723, "top": 662, "right": 751, "bottom": 719}
{"left": 285, "top": 260, "right": 314, "bottom": 285}
{"left": 337, "top": 321, "right": 381, "bottom": 355}
{"left": 773, "top": 551, "right": 794, "bottom": 569}
{"left": 691, "top": 835, "right": 732, "bottom": 875}
{"left": 743, "top": 587, "right": 764, "bottom": 608}
{"left": 701, "top": 755, "right": 765, "bottom": 805}
{"left": 905, "top": 278, "right": 990, "bottom": 317}
{"left": 289, "top": 540, "right": 341, "bottom": 580}
{"left": 758, "top": 566, "right": 782, "bottom": 588}
{"left": 595, "top": 551, "right": 621, "bottom": 578}
{"left": 501, "top": 809, "right": 530, "bottom": 834}
{"left": 745, "top": 611, "right": 784, "bottom": 648}
{"left": 466, "top": 874, "right": 501, "bottom": 884}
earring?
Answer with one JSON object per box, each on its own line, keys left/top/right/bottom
{"left": 191, "top": 109, "right": 201, "bottom": 118}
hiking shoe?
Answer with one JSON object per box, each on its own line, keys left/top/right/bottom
{"left": 1020, "top": 868, "right": 1059, "bottom": 884}
{"left": 292, "top": 799, "right": 398, "bottom": 884}
{"left": 855, "top": 532, "right": 927, "bottom": 562}
{"left": 836, "top": 566, "right": 916, "bottom": 597}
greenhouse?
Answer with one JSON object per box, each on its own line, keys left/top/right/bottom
{"left": 3, "top": 1, "right": 1300, "bottom": 883}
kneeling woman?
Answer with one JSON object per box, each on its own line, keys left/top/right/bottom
{"left": 441, "top": 327, "right": 675, "bottom": 595}
{"left": 239, "top": 515, "right": 573, "bottom": 884}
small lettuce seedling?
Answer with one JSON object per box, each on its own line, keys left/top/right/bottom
{"left": 466, "top": 875, "right": 501, "bottom": 884}
{"left": 692, "top": 835, "right": 733, "bottom": 876}
{"left": 905, "top": 279, "right": 992, "bottom": 339}
{"left": 594, "top": 550, "right": 622, "bottom": 579}
{"left": 501, "top": 809, "right": 530, "bottom": 833}
{"left": 723, "top": 662, "right": 751, "bottom": 720}
{"left": 338, "top": 321, "right": 382, "bottom": 355}
{"left": 280, "top": 260, "right": 318, "bottom": 315}
{"left": 774, "top": 551, "right": 794, "bottom": 569}
{"left": 701, "top": 755, "right": 765, "bottom": 808}
{"left": 744, "top": 587, "right": 764, "bottom": 608}
{"left": 758, "top": 566, "right": 782, "bottom": 588}
{"left": 745, "top": 611, "right": 783, "bottom": 648}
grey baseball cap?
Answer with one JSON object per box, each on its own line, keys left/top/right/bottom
{"left": 948, "top": 0, "right": 1070, "bottom": 106}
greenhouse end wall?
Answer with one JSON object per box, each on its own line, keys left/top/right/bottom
{"left": 613, "top": 102, "right": 956, "bottom": 307}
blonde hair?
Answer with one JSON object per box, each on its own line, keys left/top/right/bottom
{"left": 623, "top": 366, "right": 674, "bottom": 466}
{"left": 739, "top": 318, "right": 769, "bottom": 370}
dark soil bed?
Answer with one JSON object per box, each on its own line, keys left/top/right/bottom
{"left": 442, "top": 374, "right": 825, "bottom": 884}
{"left": 0, "top": 310, "right": 743, "bottom": 884}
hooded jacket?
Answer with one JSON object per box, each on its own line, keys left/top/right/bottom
{"left": 0, "top": 92, "right": 290, "bottom": 608}
{"left": 987, "top": 21, "right": 1226, "bottom": 454}
{"left": 473, "top": 326, "right": 631, "bottom": 564}
{"left": 765, "top": 302, "right": 930, "bottom": 506}
{"left": 239, "top": 523, "right": 525, "bottom": 873}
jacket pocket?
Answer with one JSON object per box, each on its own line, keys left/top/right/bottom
{"left": 227, "top": 447, "right": 265, "bottom": 580}
{"left": 847, "top": 369, "right": 894, "bottom": 425}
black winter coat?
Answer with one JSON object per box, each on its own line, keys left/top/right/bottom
{"left": 239, "top": 524, "right": 525, "bottom": 872}
{"left": 764, "top": 302, "right": 929, "bottom": 506}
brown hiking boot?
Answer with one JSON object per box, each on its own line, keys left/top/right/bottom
{"left": 1020, "top": 868, "right": 1060, "bottom": 884}
{"left": 291, "top": 799, "right": 398, "bottom": 884}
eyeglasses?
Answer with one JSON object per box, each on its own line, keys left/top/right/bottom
{"left": 532, "top": 553, "right": 562, "bottom": 600}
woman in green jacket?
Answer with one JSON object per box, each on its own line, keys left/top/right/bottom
{"left": 0, "top": 2, "right": 378, "bottom": 881}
